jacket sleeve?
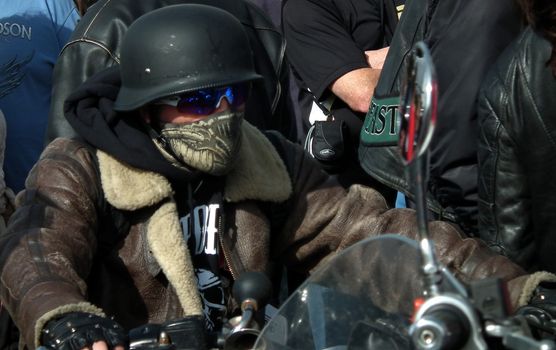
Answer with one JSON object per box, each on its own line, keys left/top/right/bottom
{"left": 46, "top": 41, "right": 119, "bottom": 144}
{"left": 272, "top": 136, "right": 534, "bottom": 309}
{"left": 477, "top": 65, "right": 534, "bottom": 269}
{"left": 0, "top": 139, "right": 106, "bottom": 347}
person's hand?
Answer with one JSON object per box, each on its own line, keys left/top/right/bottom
{"left": 41, "top": 312, "right": 128, "bottom": 350}
{"left": 364, "top": 47, "right": 389, "bottom": 69}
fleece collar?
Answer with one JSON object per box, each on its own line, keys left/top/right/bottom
{"left": 97, "top": 122, "right": 292, "bottom": 211}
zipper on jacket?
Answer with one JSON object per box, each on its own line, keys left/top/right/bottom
{"left": 218, "top": 214, "right": 237, "bottom": 280}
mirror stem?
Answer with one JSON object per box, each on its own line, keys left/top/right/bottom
{"left": 411, "top": 153, "right": 442, "bottom": 297}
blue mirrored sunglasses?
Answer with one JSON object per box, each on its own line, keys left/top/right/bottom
{"left": 155, "top": 84, "right": 248, "bottom": 115}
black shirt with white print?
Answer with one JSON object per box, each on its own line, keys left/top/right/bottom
{"left": 175, "top": 178, "right": 229, "bottom": 332}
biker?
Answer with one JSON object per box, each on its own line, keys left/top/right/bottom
{"left": 0, "top": 4, "right": 554, "bottom": 350}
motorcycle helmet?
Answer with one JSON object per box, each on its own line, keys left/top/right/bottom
{"left": 113, "top": 4, "right": 262, "bottom": 112}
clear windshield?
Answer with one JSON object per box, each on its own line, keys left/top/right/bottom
{"left": 254, "top": 234, "right": 429, "bottom": 350}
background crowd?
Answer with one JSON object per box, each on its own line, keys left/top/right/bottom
{"left": 0, "top": 0, "right": 555, "bottom": 348}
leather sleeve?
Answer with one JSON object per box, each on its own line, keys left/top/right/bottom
{"left": 46, "top": 41, "right": 119, "bottom": 144}
{"left": 0, "top": 139, "right": 104, "bottom": 346}
{"left": 271, "top": 135, "right": 526, "bottom": 306}
{"left": 478, "top": 28, "right": 556, "bottom": 273}
{"left": 478, "top": 36, "right": 544, "bottom": 268}
{"left": 477, "top": 74, "right": 533, "bottom": 268}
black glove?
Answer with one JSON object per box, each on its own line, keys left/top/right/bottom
{"left": 41, "top": 312, "right": 128, "bottom": 350}
{"left": 516, "top": 282, "right": 556, "bottom": 338}
{"left": 304, "top": 119, "right": 350, "bottom": 173}
{"left": 129, "top": 315, "right": 207, "bottom": 350}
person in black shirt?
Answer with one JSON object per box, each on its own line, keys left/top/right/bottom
{"left": 283, "top": 0, "right": 404, "bottom": 200}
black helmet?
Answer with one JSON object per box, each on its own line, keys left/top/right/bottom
{"left": 113, "top": 4, "right": 262, "bottom": 112}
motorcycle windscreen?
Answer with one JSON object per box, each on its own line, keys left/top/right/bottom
{"left": 254, "top": 234, "right": 458, "bottom": 350}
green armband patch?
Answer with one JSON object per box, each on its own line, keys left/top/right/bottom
{"left": 360, "top": 96, "right": 400, "bottom": 146}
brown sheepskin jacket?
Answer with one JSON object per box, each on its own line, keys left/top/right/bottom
{"left": 0, "top": 123, "right": 551, "bottom": 348}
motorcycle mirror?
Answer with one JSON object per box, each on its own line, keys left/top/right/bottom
{"left": 398, "top": 42, "right": 443, "bottom": 297}
{"left": 398, "top": 41, "right": 438, "bottom": 164}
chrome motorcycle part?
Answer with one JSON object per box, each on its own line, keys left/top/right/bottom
{"left": 222, "top": 271, "right": 272, "bottom": 350}
{"left": 398, "top": 41, "right": 442, "bottom": 297}
{"left": 410, "top": 294, "right": 487, "bottom": 350}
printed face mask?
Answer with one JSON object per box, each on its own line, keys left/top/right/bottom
{"left": 152, "top": 111, "right": 243, "bottom": 176}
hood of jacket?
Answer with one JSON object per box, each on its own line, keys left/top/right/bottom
{"left": 64, "top": 66, "right": 201, "bottom": 182}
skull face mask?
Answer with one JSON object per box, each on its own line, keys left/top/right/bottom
{"left": 151, "top": 111, "right": 243, "bottom": 176}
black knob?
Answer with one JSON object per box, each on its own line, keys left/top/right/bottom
{"left": 232, "top": 271, "right": 272, "bottom": 308}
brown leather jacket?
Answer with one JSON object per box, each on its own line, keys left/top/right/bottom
{"left": 0, "top": 123, "right": 547, "bottom": 348}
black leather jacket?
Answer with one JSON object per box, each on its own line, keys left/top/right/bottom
{"left": 46, "top": 0, "right": 297, "bottom": 143}
{"left": 358, "top": 0, "right": 521, "bottom": 234}
{"left": 478, "top": 27, "right": 556, "bottom": 273}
